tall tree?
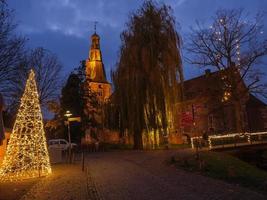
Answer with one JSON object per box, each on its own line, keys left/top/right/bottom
{"left": 187, "top": 9, "right": 267, "bottom": 132}
{"left": 59, "top": 72, "right": 84, "bottom": 143}
{"left": 28, "top": 48, "right": 63, "bottom": 105}
{"left": 0, "top": 0, "right": 25, "bottom": 98}
{"left": 72, "top": 62, "right": 100, "bottom": 130}
{"left": 60, "top": 73, "right": 83, "bottom": 118}
{"left": 46, "top": 63, "right": 100, "bottom": 143}
{"left": 7, "top": 47, "right": 63, "bottom": 113}
{"left": 112, "top": 1, "right": 183, "bottom": 149}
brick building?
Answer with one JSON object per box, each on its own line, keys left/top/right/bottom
{"left": 171, "top": 69, "right": 267, "bottom": 142}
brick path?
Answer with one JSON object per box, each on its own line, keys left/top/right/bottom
{"left": 86, "top": 168, "right": 103, "bottom": 200}
{"left": 2, "top": 150, "right": 266, "bottom": 200}
{"left": 20, "top": 164, "right": 88, "bottom": 200}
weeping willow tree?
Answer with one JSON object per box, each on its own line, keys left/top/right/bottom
{"left": 112, "top": 1, "right": 183, "bottom": 149}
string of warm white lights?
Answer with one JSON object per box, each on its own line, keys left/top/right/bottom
{"left": 211, "top": 18, "right": 242, "bottom": 66}
{"left": 210, "top": 19, "right": 241, "bottom": 102}
{"left": 191, "top": 132, "right": 267, "bottom": 149}
{"left": 0, "top": 70, "right": 51, "bottom": 181}
{"left": 235, "top": 39, "right": 241, "bottom": 66}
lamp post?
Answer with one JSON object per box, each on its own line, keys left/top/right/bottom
{"left": 64, "top": 110, "right": 72, "bottom": 163}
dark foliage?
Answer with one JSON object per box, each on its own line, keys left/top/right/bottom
{"left": 112, "top": 1, "right": 183, "bottom": 149}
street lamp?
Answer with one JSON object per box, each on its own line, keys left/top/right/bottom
{"left": 64, "top": 110, "right": 72, "bottom": 163}
{"left": 64, "top": 110, "right": 72, "bottom": 118}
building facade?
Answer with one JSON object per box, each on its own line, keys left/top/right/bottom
{"left": 171, "top": 69, "right": 267, "bottom": 143}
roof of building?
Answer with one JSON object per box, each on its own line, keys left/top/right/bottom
{"left": 183, "top": 68, "right": 267, "bottom": 106}
{"left": 247, "top": 94, "right": 267, "bottom": 107}
{"left": 91, "top": 33, "right": 100, "bottom": 38}
{"left": 183, "top": 69, "right": 223, "bottom": 100}
{"left": 86, "top": 32, "right": 109, "bottom": 84}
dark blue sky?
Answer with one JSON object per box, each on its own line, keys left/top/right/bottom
{"left": 8, "top": 0, "right": 267, "bottom": 81}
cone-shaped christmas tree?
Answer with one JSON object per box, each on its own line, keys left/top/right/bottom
{"left": 0, "top": 70, "right": 51, "bottom": 181}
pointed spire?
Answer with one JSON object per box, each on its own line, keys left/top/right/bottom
{"left": 86, "top": 26, "right": 108, "bottom": 83}
{"left": 89, "top": 22, "right": 101, "bottom": 60}
{"left": 94, "top": 21, "right": 98, "bottom": 34}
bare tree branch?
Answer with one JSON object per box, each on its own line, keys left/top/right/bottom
{"left": 186, "top": 8, "right": 267, "bottom": 132}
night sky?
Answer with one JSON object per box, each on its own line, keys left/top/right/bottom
{"left": 8, "top": 0, "right": 267, "bottom": 81}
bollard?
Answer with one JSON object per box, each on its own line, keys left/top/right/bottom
{"left": 82, "top": 150, "right": 85, "bottom": 172}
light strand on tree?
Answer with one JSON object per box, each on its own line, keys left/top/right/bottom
{"left": 0, "top": 70, "right": 51, "bottom": 181}
{"left": 235, "top": 39, "right": 241, "bottom": 66}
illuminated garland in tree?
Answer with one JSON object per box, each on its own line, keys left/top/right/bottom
{"left": 0, "top": 70, "right": 51, "bottom": 181}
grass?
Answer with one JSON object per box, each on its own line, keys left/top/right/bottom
{"left": 168, "top": 143, "right": 191, "bottom": 149}
{"left": 171, "top": 151, "right": 267, "bottom": 193}
{"left": 102, "top": 143, "right": 134, "bottom": 150}
{"left": 154, "top": 143, "right": 191, "bottom": 150}
{"left": 102, "top": 143, "right": 190, "bottom": 151}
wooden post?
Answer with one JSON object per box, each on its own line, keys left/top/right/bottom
{"left": 67, "top": 121, "right": 72, "bottom": 164}
{"left": 82, "top": 150, "right": 85, "bottom": 172}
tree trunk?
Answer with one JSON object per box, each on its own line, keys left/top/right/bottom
{"left": 133, "top": 130, "right": 143, "bottom": 149}
{"left": 234, "top": 100, "right": 244, "bottom": 133}
{"left": 153, "top": 129, "right": 158, "bottom": 149}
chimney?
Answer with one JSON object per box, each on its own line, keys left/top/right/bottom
{"left": 205, "top": 69, "right": 211, "bottom": 77}
{"left": 230, "top": 61, "right": 236, "bottom": 68}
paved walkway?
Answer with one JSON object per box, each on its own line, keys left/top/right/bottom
{"left": 1, "top": 150, "right": 266, "bottom": 200}
{"left": 86, "top": 150, "right": 266, "bottom": 200}
{"left": 0, "top": 178, "right": 37, "bottom": 200}
{"left": 20, "top": 164, "right": 88, "bottom": 200}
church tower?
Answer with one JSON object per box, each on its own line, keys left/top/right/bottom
{"left": 85, "top": 31, "right": 111, "bottom": 102}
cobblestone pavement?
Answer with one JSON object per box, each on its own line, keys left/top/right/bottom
{"left": 0, "top": 178, "right": 37, "bottom": 200}
{"left": 1, "top": 150, "right": 266, "bottom": 200}
{"left": 87, "top": 168, "right": 104, "bottom": 200}
{"left": 86, "top": 150, "right": 267, "bottom": 200}
{"left": 20, "top": 164, "right": 88, "bottom": 200}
